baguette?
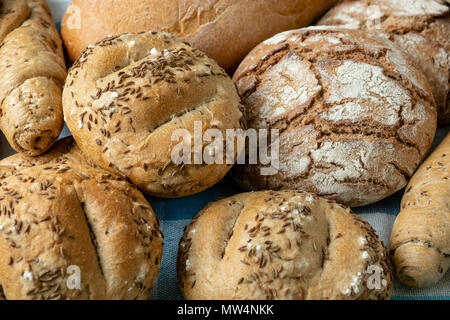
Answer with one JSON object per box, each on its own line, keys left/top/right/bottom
{"left": 390, "top": 134, "right": 450, "bottom": 287}
{"left": 0, "top": 0, "right": 66, "bottom": 156}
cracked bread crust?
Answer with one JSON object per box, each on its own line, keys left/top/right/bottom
{"left": 232, "top": 27, "right": 437, "bottom": 208}
{"left": 61, "top": 0, "right": 338, "bottom": 72}
{"left": 0, "top": 164, "right": 163, "bottom": 300}
{"left": 318, "top": 0, "right": 450, "bottom": 124}
{"left": 390, "top": 133, "right": 450, "bottom": 288}
{"left": 177, "top": 191, "right": 392, "bottom": 300}
{"left": 63, "top": 31, "right": 244, "bottom": 198}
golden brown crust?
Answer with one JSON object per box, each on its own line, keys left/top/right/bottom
{"left": 0, "top": 0, "right": 30, "bottom": 42}
{"left": 61, "top": 0, "right": 338, "bottom": 72}
{"left": 0, "top": 0, "right": 66, "bottom": 156}
{"left": 0, "top": 137, "right": 92, "bottom": 179}
{"left": 318, "top": 0, "right": 450, "bottom": 124}
{"left": 177, "top": 191, "right": 392, "bottom": 300}
{"left": 63, "top": 31, "right": 244, "bottom": 198}
{"left": 232, "top": 27, "right": 437, "bottom": 207}
{"left": 390, "top": 134, "right": 450, "bottom": 288}
{"left": 0, "top": 163, "right": 163, "bottom": 300}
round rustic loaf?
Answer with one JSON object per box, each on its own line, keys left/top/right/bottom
{"left": 232, "top": 27, "right": 437, "bottom": 207}
{"left": 62, "top": 31, "right": 245, "bottom": 198}
{"left": 318, "top": 0, "right": 450, "bottom": 124}
{"left": 61, "top": 0, "right": 338, "bottom": 72}
{"left": 0, "top": 163, "right": 163, "bottom": 300}
{"left": 177, "top": 190, "right": 393, "bottom": 300}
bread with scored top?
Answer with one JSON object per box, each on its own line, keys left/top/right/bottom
{"left": 62, "top": 31, "right": 245, "bottom": 198}
{"left": 0, "top": 161, "right": 163, "bottom": 299}
{"left": 178, "top": 190, "right": 393, "bottom": 300}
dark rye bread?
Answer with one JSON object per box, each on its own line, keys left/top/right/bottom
{"left": 177, "top": 191, "right": 392, "bottom": 300}
{"left": 63, "top": 31, "right": 245, "bottom": 198}
{"left": 0, "top": 163, "right": 163, "bottom": 300}
{"left": 318, "top": 0, "right": 450, "bottom": 124}
{"left": 232, "top": 27, "right": 437, "bottom": 207}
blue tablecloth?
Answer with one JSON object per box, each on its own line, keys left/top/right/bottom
{"left": 144, "top": 127, "right": 450, "bottom": 300}
{"left": 44, "top": 0, "right": 450, "bottom": 300}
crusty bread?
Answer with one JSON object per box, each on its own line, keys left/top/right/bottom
{"left": 232, "top": 27, "right": 437, "bottom": 207}
{"left": 0, "top": 0, "right": 66, "bottom": 155}
{"left": 63, "top": 31, "right": 244, "bottom": 198}
{"left": 390, "top": 133, "right": 450, "bottom": 288}
{"left": 0, "top": 137, "right": 91, "bottom": 179}
{"left": 178, "top": 190, "right": 392, "bottom": 300}
{"left": 61, "top": 0, "right": 338, "bottom": 72}
{"left": 0, "top": 163, "right": 163, "bottom": 300}
{"left": 318, "top": 0, "right": 450, "bottom": 125}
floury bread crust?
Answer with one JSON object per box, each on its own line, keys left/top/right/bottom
{"left": 0, "top": 164, "right": 163, "bottom": 300}
{"left": 61, "top": 0, "right": 338, "bottom": 72}
{"left": 232, "top": 27, "right": 437, "bottom": 208}
{"left": 63, "top": 31, "right": 245, "bottom": 198}
{"left": 318, "top": 0, "right": 450, "bottom": 124}
{"left": 177, "top": 191, "right": 393, "bottom": 300}
{"left": 0, "top": 0, "right": 66, "bottom": 156}
{"left": 390, "top": 134, "right": 450, "bottom": 288}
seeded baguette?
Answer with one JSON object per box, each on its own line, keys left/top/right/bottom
{"left": 318, "top": 0, "right": 450, "bottom": 125}
{"left": 63, "top": 31, "right": 245, "bottom": 198}
{"left": 0, "top": 163, "right": 163, "bottom": 300}
{"left": 61, "top": 0, "right": 338, "bottom": 72}
{"left": 0, "top": 0, "right": 66, "bottom": 155}
{"left": 232, "top": 27, "right": 437, "bottom": 207}
{"left": 390, "top": 133, "right": 450, "bottom": 288}
{"left": 178, "top": 190, "right": 393, "bottom": 300}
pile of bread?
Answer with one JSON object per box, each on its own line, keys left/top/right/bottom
{"left": 0, "top": 0, "right": 447, "bottom": 300}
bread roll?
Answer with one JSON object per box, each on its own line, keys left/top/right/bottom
{"left": 177, "top": 191, "right": 392, "bottom": 300}
{"left": 63, "top": 31, "right": 244, "bottom": 198}
{"left": 318, "top": 0, "right": 450, "bottom": 125}
{"left": 232, "top": 27, "right": 437, "bottom": 207}
{"left": 0, "top": 137, "right": 92, "bottom": 179}
{"left": 390, "top": 133, "right": 450, "bottom": 288}
{"left": 61, "top": 0, "right": 338, "bottom": 72}
{"left": 0, "top": 163, "right": 163, "bottom": 299}
{"left": 0, "top": 0, "right": 66, "bottom": 155}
